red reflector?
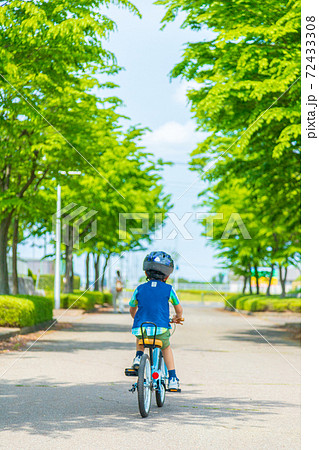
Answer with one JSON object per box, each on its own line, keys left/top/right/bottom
{"left": 152, "top": 372, "right": 159, "bottom": 379}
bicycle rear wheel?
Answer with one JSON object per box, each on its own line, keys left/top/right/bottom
{"left": 155, "top": 351, "right": 166, "bottom": 407}
{"left": 137, "top": 354, "right": 152, "bottom": 417}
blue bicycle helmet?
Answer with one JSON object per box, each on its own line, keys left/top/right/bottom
{"left": 143, "top": 251, "right": 174, "bottom": 277}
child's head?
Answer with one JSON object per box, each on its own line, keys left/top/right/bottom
{"left": 143, "top": 251, "right": 174, "bottom": 282}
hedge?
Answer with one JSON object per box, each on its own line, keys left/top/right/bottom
{"left": 58, "top": 293, "right": 94, "bottom": 311}
{"left": 45, "top": 290, "right": 113, "bottom": 309}
{"left": 0, "top": 295, "right": 53, "bottom": 328}
{"left": 73, "top": 290, "right": 113, "bottom": 306}
{"left": 225, "top": 294, "right": 301, "bottom": 313}
{"left": 287, "top": 300, "right": 301, "bottom": 313}
{"left": 103, "top": 291, "right": 113, "bottom": 305}
{"left": 38, "top": 274, "right": 80, "bottom": 291}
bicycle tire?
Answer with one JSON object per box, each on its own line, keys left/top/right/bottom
{"left": 155, "top": 351, "right": 166, "bottom": 407}
{"left": 137, "top": 354, "right": 152, "bottom": 417}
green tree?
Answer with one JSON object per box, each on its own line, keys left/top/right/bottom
{"left": 60, "top": 125, "right": 171, "bottom": 293}
{"left": 158, "top": 0, "right": 301, "bottom": 296}
{"left": 0, "top": 0, "right": 140, "bottom": 293}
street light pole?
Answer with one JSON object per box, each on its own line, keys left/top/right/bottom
{"left": 54, "top": 184, "right": 61, "bottom": 309}
{"left": 53, "top": 172, "right": 81, "bottom": 310}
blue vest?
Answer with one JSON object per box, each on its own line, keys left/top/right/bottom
{"left": 132, "top": 280, "right": 172, "bottom": 331}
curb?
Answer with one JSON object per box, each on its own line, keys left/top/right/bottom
{"left": 0, "top": 320, "right": 56, "bottom": 342}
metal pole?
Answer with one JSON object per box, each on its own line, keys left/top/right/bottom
{"left": 54, "top": 184, "right": 61, "bottom": 309}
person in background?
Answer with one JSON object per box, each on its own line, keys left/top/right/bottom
{"left": 112, "top": 270, "right": 124, "bottom": 313}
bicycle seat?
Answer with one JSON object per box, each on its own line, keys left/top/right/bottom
{"left": 138, "top": 338, "right": 162, "bottom": 348}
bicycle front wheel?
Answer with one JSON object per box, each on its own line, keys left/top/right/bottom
{"left": 137, "top": 354, "right": 152, "bottom": 417}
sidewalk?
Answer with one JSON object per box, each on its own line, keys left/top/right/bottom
{"left": 0, "top": 302, "right": 300, "bottom": 449}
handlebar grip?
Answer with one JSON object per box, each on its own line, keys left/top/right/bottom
{"left": 171, "top": 317, "right": 184, "bottom": 324}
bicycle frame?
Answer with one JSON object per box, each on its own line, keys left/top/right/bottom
{"left": 139, "top": 321, "right": 158, "bottom": 367}
{"left": 126, "top": 322, "right": 168, "bottom": 393}
{"left": 125, "top": 320, "right": 182, "bottom": 416}
{"left": 139, "top": 322, "right": 168, "bottom": 390}
{"left": 151, "top": 347, "right": 168, "bottom": 389}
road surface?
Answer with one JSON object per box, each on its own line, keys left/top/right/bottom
{"left": 0, "top": 303, "right": 300, "bottom": 449}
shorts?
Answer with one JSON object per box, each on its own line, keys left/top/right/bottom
{"left": 156, "top": 329, "right": 171, "bottom": 349}
{"left": 138, "top": 329, "right": 171, "bottom": 350}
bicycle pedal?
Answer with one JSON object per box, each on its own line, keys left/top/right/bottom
{"left": 125, "top": 368, "right": 138, "bottom": 377}
{"left": 167, "top": 388, "right": 181, "bottom": 393}
{"left": 129, "top": 383, "right": 137, "bottom": 393}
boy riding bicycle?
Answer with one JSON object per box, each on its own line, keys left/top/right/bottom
{"left": 129, "top": 251, "right": 184, "bottom": 391}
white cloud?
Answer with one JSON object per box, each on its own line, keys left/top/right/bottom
{"left": 173, "top": 80, "right": 201, "bottom": 105}
{"left": 142, "top": 120, "right": 197, "bottom": 147}
{"left": 141, "top": 120, "right": 207, "bottom": 162}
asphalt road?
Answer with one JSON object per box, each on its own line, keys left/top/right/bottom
{"left": 0, "top": 303, "right": 300, "bottom": 449}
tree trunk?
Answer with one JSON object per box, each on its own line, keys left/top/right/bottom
{"left": 94, "top": 254, "right": 100, "bottom": 291}
{"left": 12, "top": 216, "right": 19, "bottom": 295}
{"left": 242, "top": 276, "right": 247, "bottom": 294}
{"left": 0, "top": 216, "right": 12, "bottom": 295}
{"left": 64, "top": 226, "right": 74, "bottom": 293}
{"left": 266, "top": 264, "right": 274, "bottom": 296}
{"left": 254, "top": 264, "right": 259, "bottom": 295}
{"left": 279, "top": 264, "right": 288, "bottom": 298}
{"left": 85, "top": 252, "right": 90, "bottom": 290}
{"left": 101, "top": 256, "right": 109, "bottom": 293}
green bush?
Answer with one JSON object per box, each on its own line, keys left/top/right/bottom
{"left": 288, "top": 300, "right": 301, "bottom": 313}
{"left": 88, "top": 291, "right": 104, "bottom": 305}
{"left": 0, "top": 295, "right": 53, "bottom": 328}
{"left": 38, "top": 274, "right": 80, "bottom": 291}
{"left": 269, "top": 300, "right": 288, "bottom": 312}
{"left": 236, "top": 295, "right": 252, "bottom": 310}
{"left": 27, "top": 269, "right": 37, "bottom": 286}
{"left": 225, "top": 294, "right": 301, "bottom": 313}
{"left": 103, "top": 291, "right": 113, "bottom": 305}
{"left": 253, "top": 299, "right": 269, "bottom": 312}
{"left": 224, "top": 294, "right": 243, "bottom": 309}
{"left": 45, "top": 289, "right": 112, "bottom": 309}
{"left": 38, "top": 275, "right": 61, "bottom": 291}
{"left": 73, "top": 290, "right": 103, "bottom": 305}
{"left": 60, "top": 293, "right": 95, "bottom": 311}
{"left": 73, "top": 290, "right": 113, "bottom": 306}
{"left": 73, "top": 277, "right": 81, "bottom": 290}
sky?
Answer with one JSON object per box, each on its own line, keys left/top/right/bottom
{"left": 21, "top": 0, "right": 224, "bottom": 284}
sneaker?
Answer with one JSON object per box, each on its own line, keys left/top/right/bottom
{"left": 132, "top": 355, "right": 142, "bottom": 369}
{"left": 168, "top": 377, "right": 180, "bottom": 390}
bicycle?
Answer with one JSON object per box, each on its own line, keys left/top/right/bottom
{"left": 125, "top": 319, "right": 183, "bottom": 418}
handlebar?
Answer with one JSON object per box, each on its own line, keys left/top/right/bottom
{"left": 169, "top": 317, "right": 184, "bottom": 324}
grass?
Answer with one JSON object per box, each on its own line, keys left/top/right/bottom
{"left": 177, "top": 291, "right": 224, "bottom": 302}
